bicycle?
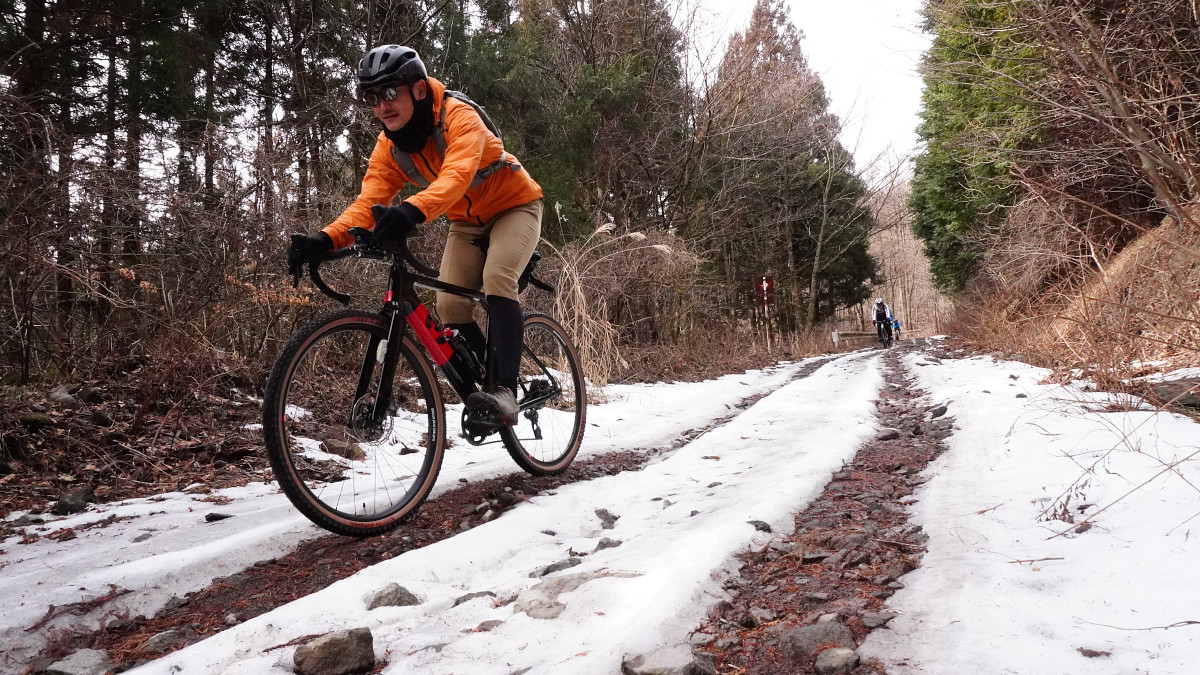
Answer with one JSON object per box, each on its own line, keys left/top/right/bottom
{"left": 262, "top": 219, "right": 586, "bottom": 537}
{"left": 874, "top": 319, "right": 893, "bottom": 348}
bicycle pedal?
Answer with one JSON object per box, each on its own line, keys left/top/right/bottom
{"left": 470, "top": 405, "right": 516, "bottom": 427}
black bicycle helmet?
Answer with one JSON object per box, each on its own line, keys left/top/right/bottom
{"left": 357, "top": 45, "right": 426, "bottom": 89}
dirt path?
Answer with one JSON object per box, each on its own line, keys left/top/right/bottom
{"left": 27, "top": 359, "right": 837, "bottom": 673}
{"left": 690, "top": 341, "right": 952, "bottom": 674}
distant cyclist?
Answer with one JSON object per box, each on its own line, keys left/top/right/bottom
{"left": 872, "top": 298, "right": 894, "bottom": 344}
{"left": 287, "top": 45, "right": 542, "bottom": 423}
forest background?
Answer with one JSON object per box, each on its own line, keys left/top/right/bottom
{"left": 911, "top": 0, "right": 1200, "bottom": 384}
{"left": 6, "top": 0, "right": 1198, "bottom": 489}
{"left": 1, "top": 0, "right": 921, "bottom": 402}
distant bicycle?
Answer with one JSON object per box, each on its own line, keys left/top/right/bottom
{"left": 874, "top": 319, "right": 893, "bottom": 348}
{"left": 263, "top": 221, "right": 586, "bottom": 537}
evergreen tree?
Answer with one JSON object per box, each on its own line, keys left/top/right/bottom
{"left": 698, "top": 0, "right": 878, "bottom": 328}
{"left": 908, "top": 0, "right": 1038, "bottom": 292}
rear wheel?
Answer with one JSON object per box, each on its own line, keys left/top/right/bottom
{"left": 263, "top": 310, "right": 445, "bottom": 537}
{"left": 501, "top": 313, "right": 586, "bottom": 475}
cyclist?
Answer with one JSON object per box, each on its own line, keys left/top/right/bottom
{"left": 872, "top": 298, "right": 894, "bottom": 343}
{"left": 288, "top": 45, "right": 543, "bottom": 423}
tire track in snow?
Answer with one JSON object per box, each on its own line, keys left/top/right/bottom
{"left": 17, "top": 357, "right": 837, "bottom": 672}
{"left": 122, "top": 351, "right": 884, "bottom": 675}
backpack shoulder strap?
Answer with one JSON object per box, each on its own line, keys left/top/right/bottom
{"left": 444, "top": 89, "right": 502, "bottom": 140}
{"left": 389, "top": 103, "right": 449, "bottom": 188}
{"left": 390, "top": 93, "right": 521, "bottom": 189}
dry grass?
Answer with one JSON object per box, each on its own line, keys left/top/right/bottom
{"left": 516, "top": 224, "right": 845, "bottom": 386}
{"left": 527, "top": 224, "right": 705, "bottom": 386}
{"left": 952, "top": 206, "right": 1200, "bottom": 386}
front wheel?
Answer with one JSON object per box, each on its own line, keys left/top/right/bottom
{"left": 262, "top": 310, "right": 446, "bottom": 537}
{"left": 501, "top": 313, "right": 587, "bottom": 475}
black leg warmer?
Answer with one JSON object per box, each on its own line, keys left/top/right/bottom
{"left": 486, "top": 295, "right": 524, "bottom": 394}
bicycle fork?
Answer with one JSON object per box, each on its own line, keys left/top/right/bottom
{"left": 352, "top": 302, "right": 408, "bottom": 431}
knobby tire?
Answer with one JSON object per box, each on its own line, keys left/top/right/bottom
{"left": 500, "top": 313, "right": 587, "bottom": 475}
{"left": 263, "top": 309, "right": 446, "bottom": 537}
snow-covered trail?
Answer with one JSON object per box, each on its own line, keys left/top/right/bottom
{"left": 127, "top": 352, "right": 884, "bottom": 674}
{"left": 14, "top": 344, "right": 1200, "bottom": 675}
{"left": 0, "top": 357, "right": 817, "bottom": 672}
{"left": 860, "top": 352, "right": 1200, "bottom": 674}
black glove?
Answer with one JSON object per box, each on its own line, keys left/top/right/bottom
{"left": 370, "top": 202, "right": 425, "bottom": 243}
{"left": 287, "top": 231, "right": 333, "bottom": 285}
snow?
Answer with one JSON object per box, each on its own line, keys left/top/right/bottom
{"left": 0, "top": 358, "right": 818, "bottom": 672}
{"left": 860, "top": 352, "right": 1200, "bottom": 674}
{"left": 1136, "top": 366, "right": 1200, "bottom": 383}
{"left": 3, "top": 345, "right": 1200, "bottom": 674}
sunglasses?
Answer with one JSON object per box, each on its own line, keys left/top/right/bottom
{"left": 360, "top": 85, "right": 404, "bottom": 107}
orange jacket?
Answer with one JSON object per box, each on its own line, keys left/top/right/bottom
{"left": 323, "top": 77, "right": 543, "bottom": 249}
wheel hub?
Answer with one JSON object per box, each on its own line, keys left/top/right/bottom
{"left": 348, "top": 395, "right": 387, "bottom": 442}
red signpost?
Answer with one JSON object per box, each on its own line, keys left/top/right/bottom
{"left": 756, "top": 275, "right": 774, "bottom": 306}
{"left": 756, "top": 275, "right": 774, "bottom": 352}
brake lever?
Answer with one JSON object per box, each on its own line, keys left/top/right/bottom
{"left": 309, "top": 248, "right": 354, "bottom": 306}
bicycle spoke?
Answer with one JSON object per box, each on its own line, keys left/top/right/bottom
{"left": 263, "top": 311, "right": 445, "bottom": 536}
{"left": 500, "top": 313, "right": 586, "bottom": 475}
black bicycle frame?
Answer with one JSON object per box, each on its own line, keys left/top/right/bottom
{"left": 373, "top": 260, "right": 488, "bottom": 422}
{"left": 310, "top": 237, "right": 561, "bottom": 427}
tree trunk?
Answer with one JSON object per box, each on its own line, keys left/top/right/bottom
{"left": 262, "top": 4, "right": 276, "bottom": 221}
{"left": 121, "top": 27, "right": 143, "bottom": 260}
{"left": 203, "top": 43, "right": 217, "bottom": 208}
{"left": 54, "top": 68, "right": 77, "bottom": 360}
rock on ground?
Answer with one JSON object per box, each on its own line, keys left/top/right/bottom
{"left": 769, "top": 621, "right": 855, "bottom": 663}
{"left": 293, "top": 627, "right": 375, "bottom": 675}
{"left": 51, "top": 485, "right": 94, "bottom": 515}
{"left": 49, "top": 385, "right": 83, "bottom": 409}
{"left": 44, "top": 649, "right": 114, "bottom": 675}
{"left": 367, "top": 583, "right": 421, "bottom": 609}
{"left": 622, "top": 644, "right": 708, "bottom": 675}
{"left": 143, "top": 629, "right": 183, "bottom": 654}
{"left": 876, "top": 427, "right": 901, "bottom": 441}
{"left": 861, "top": 611, "right": 898, "bottom": 628}
{"left": 594, "top": 537, "right": 622, "bottom": 552}
{"left": 1148, "top": 379, "right": 1200, "bottom": 408}
{"left": 528, "top": 557, "right": 582, "bottom": 578}
{"left": 596, "top": 508, "right": 620, "bottom": 529}
{"left": 320, "top": 439, "right": 366, "bottom": 461}
{"left": 814, "top": 647, "right": 860, "bottom": 674}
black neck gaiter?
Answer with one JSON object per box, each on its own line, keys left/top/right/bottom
{"left": 383, "top": 88, "right": 436, "bottom": 153}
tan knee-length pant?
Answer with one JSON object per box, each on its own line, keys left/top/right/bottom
{"left": 436, "top": 199, "right": 543, "bottom": 324}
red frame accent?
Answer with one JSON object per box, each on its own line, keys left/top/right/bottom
{"left": 405, "top": 303, "right": 453, "bottom": 366}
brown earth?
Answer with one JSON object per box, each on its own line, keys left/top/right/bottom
{"left": 23, "top": 358, "right": 836, "bottom": 673}
{"left": 691, "top": 341, "right": 954, "bottom": 674}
